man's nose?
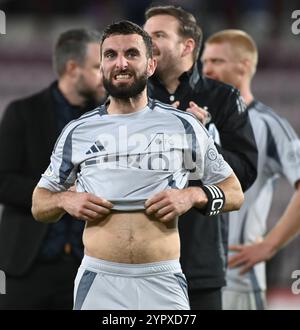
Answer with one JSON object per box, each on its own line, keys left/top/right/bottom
{"left": 151, "top": 39, "right": 158, "bottom": 52}
{"left": 116, "top": 55, "right": 128, "bottom": 69}
{"left": 202, "top": 62, "right": 213, "bottom": 77}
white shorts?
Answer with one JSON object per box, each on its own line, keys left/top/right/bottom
{"left": 73, "top": 255, "right": 190, "bottom": 310}
{"left": 222, "top": 288, "right": 267, "bottom": 310}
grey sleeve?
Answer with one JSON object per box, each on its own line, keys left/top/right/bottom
{"left": 37, "top": 124, "right": 78, "bottom": 192}
{"left": 187, "top": 117, "right": 233, "bottom": 184}
{"left": 201, "top": 135, "right": 233, "bottom": 184}
{"left": 265, "top": 115, "right": 300, "bottom": 187}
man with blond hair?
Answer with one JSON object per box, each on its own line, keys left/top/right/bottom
{"left": 202, "top": 29, "right": 300, "bottom": 309}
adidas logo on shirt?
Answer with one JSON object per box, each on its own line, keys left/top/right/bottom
{"left": 86, "top": 140, "right": 106, "bottom": 155}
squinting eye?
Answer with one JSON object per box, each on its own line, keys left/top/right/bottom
{"left": 104, "top": 53, "right": 115, "bottom": 59}
{"left": 126, "top": 51, "right": 139, "bottom": 59}
{"left": 213, "top": 59, "right": 224, "bottom": 64}
{"left": 156, "top": 32, "right": 164, "bottom": 38}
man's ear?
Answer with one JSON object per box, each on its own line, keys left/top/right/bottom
{"left": 239, "top": 59, "right": 251, "bottom": 76}
{"left": 182, "top": 38, "right": 195, "bottom": 57}
{"left": 65, "top": 60, "right": 79, "bottom": 78}
{"left": 147, "top": 57, "right": 157, "bottom": 77}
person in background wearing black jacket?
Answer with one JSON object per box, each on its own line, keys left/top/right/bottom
{"left": 144, "top": 5, "right": 258, "bottom": 310}
{"left": 0, "top": 29, "right": 106, "bottom": 309}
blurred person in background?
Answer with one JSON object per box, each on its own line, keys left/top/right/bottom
{"left": 144, "top": 5, "right": 258, "bottom": 310}
{"left": 202, "top": 29, "right": 300, "bottom": 310}
{"left": 0, "top": 28, "right": 106, "bottom": 309}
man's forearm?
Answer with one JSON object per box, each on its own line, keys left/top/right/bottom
{"left": 189, "top": 173, "right": 244, "bottom": 213}
{"left": 263, "top": 188, "right": 300, "bottom": 254}
{"left": 211, "top": 173, "right": 244, "bottom": 212}
{"left": 31, "top": 187, "right": 67, "bottom": 223}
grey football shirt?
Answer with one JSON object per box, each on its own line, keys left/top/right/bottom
{"left": 38, "top": 99, "right": 232, "bottom": 210}
{"left": 226, "top": 100, "right": 300, "bottom": 292}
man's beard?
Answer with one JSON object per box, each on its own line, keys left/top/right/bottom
{"left": 78, "top": 88, "right": 106, "bottom": 106}
{"left": 77, "top": 76, "right": 107, "bottom": 106}
{"left": 103, "top": 70, "right": 148, "bottom": 100}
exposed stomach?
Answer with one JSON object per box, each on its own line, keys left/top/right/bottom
{"left": 82, "top": 211, "right": 179, "bottom": 263}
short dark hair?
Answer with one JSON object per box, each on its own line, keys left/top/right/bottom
{"left": 145, "top": 5, "right": 202, "bottom": 61}
{"left": 100, "top": 20, "right": 153, "bottom": 59}
{"left": 53, "top": 29, "right": 101, "bottom": 77}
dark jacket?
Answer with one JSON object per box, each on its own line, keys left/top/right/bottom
{"left": 0, "top": 83, "right": 86, "bottom": 276}
{"left": 148, "top": 65, "right": 258, "bottom": 289}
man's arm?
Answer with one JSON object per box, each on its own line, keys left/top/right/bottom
{"left": 228, "top": 182, "right": 300, "bottom": 274}
{"left": 213, "top": 173, "right": 244, "bottom": 212}
{"left": 145, "top": 173, "right": 244, "bottom": 222}
{"left": 183, "top": 88, "right": 258, "bottom": 192}
{"left": 32, "top": 186, "right": 113, "bottom": 223}
{"left": 214, "top": 110, "right": 257, "bottom": 192}
{"left": 215, "top": 91, "right": 258, "bottom": 192}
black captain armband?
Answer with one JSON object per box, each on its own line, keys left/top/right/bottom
{"left": 200, "top": 185, "right": 225, "bottom": 216}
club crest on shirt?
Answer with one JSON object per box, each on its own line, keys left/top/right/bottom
{"left": 207, "top": 148, "right": 218, "bottom": 161}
